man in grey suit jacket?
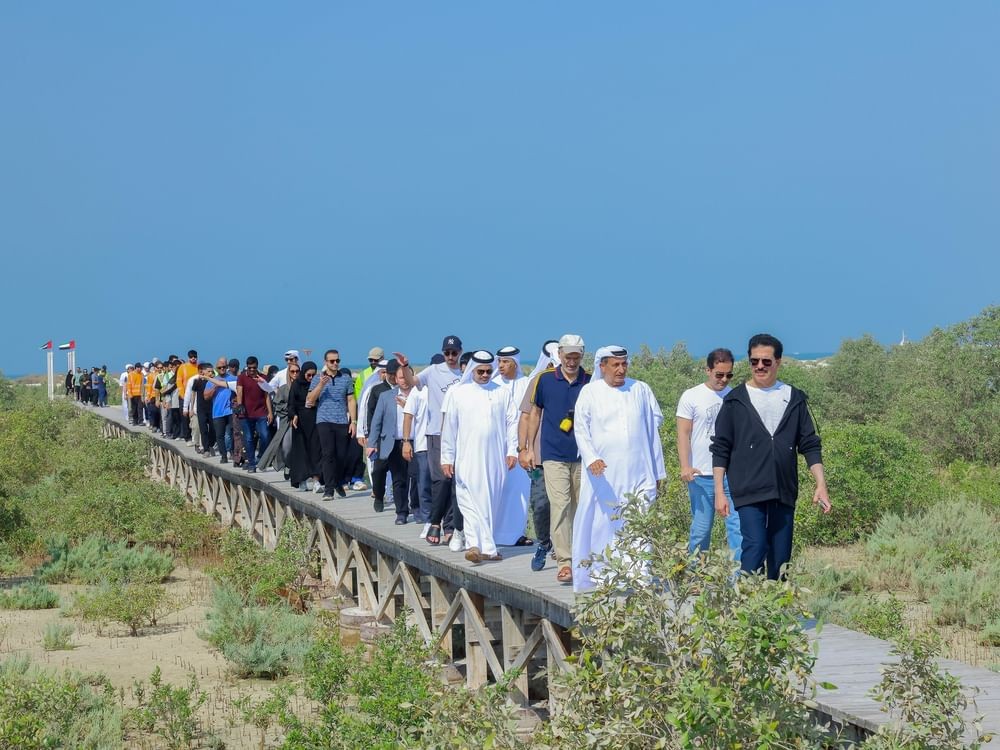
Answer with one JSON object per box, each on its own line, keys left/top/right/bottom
{"left": 368, "top": 361, "right": 412, "bottom": 522}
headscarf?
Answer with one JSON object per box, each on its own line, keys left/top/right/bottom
{"left": 461, "top": 350, "right": 496, "bottom": 385}
{"left": 593, "top": 345, "right": 629, "bottom": 371}
{"left": 526, "top": 339, "right": 560, "bottom": 382}
{"left": 493, "top": 345, "right": 523, "bottom": 385}
{"left": 290, "top": 360, "right": 317, "bottom": 404}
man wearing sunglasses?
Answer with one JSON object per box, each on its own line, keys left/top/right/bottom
{"left": 711, "top": 333, "right": 831, "bottom": 580}
{"left": 677, "top": 348, "right": 742, "bottom": 561}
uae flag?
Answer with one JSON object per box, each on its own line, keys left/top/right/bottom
{"left": 40, "top": 340, "right": 53, "bottom": 351}
{"left": 58, "top": 340, "right": 75, "bottom": 351}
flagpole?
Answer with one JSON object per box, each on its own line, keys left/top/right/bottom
{"left": 47, "top": 350, "right": 54, "bottom": 400}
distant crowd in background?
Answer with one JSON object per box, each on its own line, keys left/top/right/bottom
{"left": 66, "top": 366, "right": 109, "bottom": 407}
{"left": 100, "top": 332, "right": 831, "bottom": 592}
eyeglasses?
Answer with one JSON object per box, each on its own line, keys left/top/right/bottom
{"left": 713, "top": 372, "right": 735, "bottom": 380}
{"left": 326, "top": 358, "right": 340, "bottom": 364}
{"left": 304, "top": 372, "right": 315, "bottom": 378}
{"left": 368, "top": 358, "right": 378, "bottom": 364}
{"left": 288, "top": 369, "right": 300, "bottom": 375}
{"left": 749, "top": 358, "right": 774, "bottom": 368}
{"left": 443, "top": 350, "right": 459, "bottom": 357}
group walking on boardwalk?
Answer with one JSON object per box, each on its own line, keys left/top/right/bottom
{"left": 110, "top": 332, "right": 831, "bottom": 592}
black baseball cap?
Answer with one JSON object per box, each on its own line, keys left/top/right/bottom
{"left": 441, "top": 335, "right": 462, "bottom": 352}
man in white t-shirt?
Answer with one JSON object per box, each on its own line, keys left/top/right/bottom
{"left": 399, "top": 336, "right": 464, "bottom": 546}
{"left": 402, "top": 382, "right": 431, "bottom": 533}
{"left": 676, "top": 348, "right": 742, "bottom": 560}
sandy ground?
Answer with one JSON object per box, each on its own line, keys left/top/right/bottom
{"left": 0, "top": 565, "right": 304, "bottom": 748}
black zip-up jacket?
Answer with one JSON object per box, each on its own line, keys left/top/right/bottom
{"left": 710, "top": 383, "right": 822, "bottom": 508}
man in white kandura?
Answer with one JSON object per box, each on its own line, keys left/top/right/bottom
{"left": 492, "top": 345, "right": 533, "bottom": 547}
{"left": 440, "top": 350, "right": 519, "bottom": 564}
{"left": 572, "top": 346, "right": 667, "bottom": 592}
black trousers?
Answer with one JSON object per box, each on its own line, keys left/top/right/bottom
{"left": 213, "top": 416, "right": 233, "bottom": 460}
{"left": 426, "top": 434, "right": 462, "bottom": 532}
{"left": 317, "top": 422, "right": 350, "bottom": 493}
{"left": 372, "top": 440, "right": 409, "bottom": 515}
{"left": 129, "top": 396, "right": 144, "bottom": 424}
{"left": 197, "top": 409, "right": 215, "bottom": 453}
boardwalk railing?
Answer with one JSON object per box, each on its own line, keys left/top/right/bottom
{"left": 99, "top": 415, "right": 570, "bottom": 705}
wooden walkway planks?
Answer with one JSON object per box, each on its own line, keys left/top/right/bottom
{"left": 89, "top": 405, "right": 1000, "bottom": 735}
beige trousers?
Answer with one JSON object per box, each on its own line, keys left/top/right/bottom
{"left": 190, "top": 412, "right": 200, "bottom": 446}
{"left": 543, "top": 460, "right": 582, "bottom": 567}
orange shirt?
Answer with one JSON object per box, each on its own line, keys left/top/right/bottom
{"left": 177, "top": 362, "right": 198, "bottom": 398}
{"left": 126, "top": 370, "right": 144, "bottom": 398}
{"left": 145, "top": 371, "right": 157, "bottom": 400}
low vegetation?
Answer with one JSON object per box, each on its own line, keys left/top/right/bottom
{"left": 0, "top": 581, "right": 60, "bottom": 610}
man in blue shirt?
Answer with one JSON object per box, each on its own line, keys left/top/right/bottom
{"left": 306, "top": 348, "right": 358, "bottom": 500}
{"left": 520, "top": 334, "right": 590, "bottom": 583}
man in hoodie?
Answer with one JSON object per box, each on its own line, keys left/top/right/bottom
{"left": 710, "top": 333, "right": 831, "bottom": 579}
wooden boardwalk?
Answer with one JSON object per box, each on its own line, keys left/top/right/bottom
{"left": 89, "top": 405, "right": 1000, "bottom": 736}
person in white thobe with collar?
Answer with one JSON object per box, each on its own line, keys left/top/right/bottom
{"left": 571, "top": 346, "right": 667, "bottom": 593}
{"left": 441, "top": 350, "right": 519, "bottom": 563}
{"left": 491, "top": 346, "right": 533, "bottom": 546}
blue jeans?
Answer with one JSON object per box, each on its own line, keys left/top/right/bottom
{"left": 240, "top": 417, "right": 271, "bottom": 468}
{"left": 737, "top": 499, "right": 796, "bottom": 580}
{"left": 688, "top": 476, "right": 742, "bottom": 560}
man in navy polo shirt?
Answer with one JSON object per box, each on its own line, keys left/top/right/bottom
{"left": 306, "top": 348, "right": 358, "bottom": 500}
{"left": 520, "top": 334, "right": 590, "bottom": 583}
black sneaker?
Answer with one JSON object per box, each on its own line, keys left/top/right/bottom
{"left": 220, "top": 457, "right": 228, "bottom": 464}
{"left": 373, "top": 499, "right": 384, "bottom": 513}
{"left": 248, "top": 466, "right": 257, "bottom": 474}
{"left": 335, "top": 485, "right": 347, "bottom": 498}
{"left": 394, "top": 514, "right": 407, "bottom": 525}
{"left": 322, "top": 492, "right": 335, "bottom": 501}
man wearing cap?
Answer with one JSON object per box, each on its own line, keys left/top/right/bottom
{"left": 355, "top": 346, "right": 384, "bottom": 405}
{"left": 441, "top": 351, "right": 519, "bottom": 563}
{"left": 520, "top": 334, "right": 591, "bottom": 583}
{"left": 571, "top": 346, "right": 667, "bottom": 592}
{"left": 271, "top": 350, "right": 300, "bottom": 390}
{"left": 400, "top": 336, "right": 465, "bottom": 545}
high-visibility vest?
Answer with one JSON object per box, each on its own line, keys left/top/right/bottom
{"left": 127, "top": 370, "right": 144, "bottom": 398}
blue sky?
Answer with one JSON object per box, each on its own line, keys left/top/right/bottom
{"left": 2, "top": 3, "right": 998, "bottom": 374}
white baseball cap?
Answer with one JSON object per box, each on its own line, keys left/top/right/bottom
{"left": 558, "top": 334, "right": 585, "bottom": 353}
{"left": 284, "top": 350, "right": 300, "bottom": 359}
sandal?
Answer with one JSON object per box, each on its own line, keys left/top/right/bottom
{"left": 556, "top": 566, "right": 572, "bottom": 583}
{"left": 482, "top": 553, "right": 503, "bottom": 562}
{"left": 513, "top": 535, "right": 534, "bottom": 547}
{"left": 442, "top": 531, "right": 453, "bottom": 546}
{"left": 426, "top": 525, "right": 441, "bottom": 546}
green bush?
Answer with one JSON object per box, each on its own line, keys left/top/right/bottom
{"left": 200, "top": 584, "right": 315, "bottom": 678}
{"left": 539, "top": 494, "right": 836, "bottom": 748}
{"left": 0, "top": 581, "right": 60, "bottom": 610}
{"left": 212, "top": 519, "right": 314, "bottom": 606}
{"left": 41, "top": 622, "right": 75, "bottom": 651}
{"left": 862, "top": 632, "right": 993, "bottom": 749}
{"left": 846, "top": 594, "right": 908, "bottom": 642}
{"left": 821, "top": 334, "right": 893, "bottom": 424}
{"left": 273, "top": 614, "right": 524, "bottom": 749}
{"left": 795, "top": 422, "right": 941, "bottom": 547}
{"left": 0, "top": 655, "right": 124, "bottom": 749}
{"left": 38, "top": 535, "right": 174, "bottom": 585}
{"left": 129, "top": 666, "right": 207, "bottom": 750}
{"left": 73, "top": 581, "right": 174, "bottom": 637}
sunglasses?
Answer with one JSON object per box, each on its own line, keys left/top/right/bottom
{"left": 713, "top": 372, "right": 735, "bottom": 380}
{"left": 288, "top": 369, "right": 300, "bottom": 375}
{"left": 285, "top": 357, "right": 295, "bottom": 361}
{"left": 326, "top": 358, "right": 340, "bottom": 364}
{"left": 443, "top": 350, "right": 460, "bottom": 357}
{"left": 368, "top": 358, "right": 379, "bottom": 363}
{"left": 749, "top": 358, "right": 774, "bottom": 368}
{"left": 304, "top": 372, "right": 315, "bottom": 378}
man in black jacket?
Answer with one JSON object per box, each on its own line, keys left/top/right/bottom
{"left": 710, "top": 333, "right": 831, "bottom": 579}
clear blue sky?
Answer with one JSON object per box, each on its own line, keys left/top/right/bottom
{"left": 2, "top": 3, "right": 998, "bottom": 374}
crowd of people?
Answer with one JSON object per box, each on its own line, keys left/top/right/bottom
{"left": 107, "top": 333, "right": 831, "bottom": 592}
{"left": 66, "top": 366, "right": 109, "bottom": 407}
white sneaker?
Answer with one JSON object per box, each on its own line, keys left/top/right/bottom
{"left": 419, "top": 523, "right": 431, "bottom": 540}
{"left": 313, "top": 481, "right": 324, "bottom": 494}
{"left": 448, "top": 530, "right": 465, "bottom": 553}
